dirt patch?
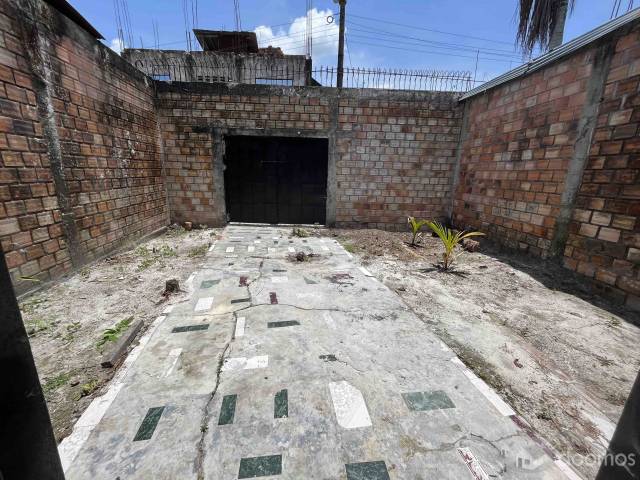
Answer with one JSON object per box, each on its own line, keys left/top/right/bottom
{"left": 21, "top": 226, "right": 221, "bottom": 442}
{"left": 328, "top": 227, "right": 640, "bottom": 479}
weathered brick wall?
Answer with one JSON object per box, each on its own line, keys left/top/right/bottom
{"left": 336, "top": 93, "right": 462, "bottom": 229}
{"left": 453, "top": 48, "right": 595, "bottom": 257}
{"left": 1, "top": 0, "right": 169, "bottom": 293}
{"left": 156, "top": 84, "right": 462, "bottom": 229}
{"left": 0, "top": 1, "right": 72, "bottom": 290}
{"left": 563, "top": 27, "right": 640, "bottom": 310}
{"left": 454, "top": 21, "right": 640, "bottom": 310}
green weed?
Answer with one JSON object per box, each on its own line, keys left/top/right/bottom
{"left": 188, "top": 244, "right": 209, "bottom": 257}
{"left": 97, "top": 316, "right": 133, "bottom": 350}
{"left": 43, "top": 372, "right": 71, "bottom": 394}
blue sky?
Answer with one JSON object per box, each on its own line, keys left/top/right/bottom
{"left": 71, "top": 0, "right": 627, "bottom": 82}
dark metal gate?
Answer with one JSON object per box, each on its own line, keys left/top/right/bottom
{"left": 224, "top": 136, "right": 328, "bottom": 224}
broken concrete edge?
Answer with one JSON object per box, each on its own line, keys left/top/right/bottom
{"left": 57, "top": 314, "right": 169, "bottom": 471}
{"left": 448, "top": 351, "right": 584, "bottom": 479}
{"left": 16, "top": 226, "right": 169, "bottom": 301}
{"left": 100, "top": 320, "right": 145, "bottom": 369}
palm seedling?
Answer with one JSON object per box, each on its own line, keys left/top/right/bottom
{"left": 427, "top": 221, "right": 485, "bottom": 271}
{"left": 407, "top": 216, "right": 429, "bottom": 247}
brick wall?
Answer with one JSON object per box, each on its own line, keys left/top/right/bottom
{"left": 563, "top": 27, "right": 640, "bottom": 310}
{"left": 453, "top": 48, "right": 595, "bottom": 257}
{"left": 454, "top": 21, "right": 640, "bottom": 310}
{"left": 0, "top": 1, "right": 72, "bottom": 290}
{"left": 0, "top": 0, "right": 169, "bottom": 293}
{"left": 336, "top": 93, "right": 461, "bottom": 229}
{"left": 156, "top": 84, "right": 462, "bottom": 230}
{"left": 155, "top": 86, "right": 332, "bottom": 226}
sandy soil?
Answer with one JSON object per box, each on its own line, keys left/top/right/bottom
{"left": 326, "top": 228, "right": 640, "bottom": 479}
{"left": 20, "top": 226, "right": 221, "bottom": 442}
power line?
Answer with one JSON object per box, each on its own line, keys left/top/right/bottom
{"left": 348, "top": 39, "right": 522, "bottom": 64}
{"left": 347, "top": 20, "right": 523, "bottom": 58}
{"left": 346, "top": 31, "right": 522, "bottom": 60}
{"left": 349, "top": 13, "right": 514, "bottom": 46}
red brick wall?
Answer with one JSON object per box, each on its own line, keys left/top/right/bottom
{"left": 336, "top": 93, "right": 462, "bottom": 229}
{"left": 453, "top": 48, "right": 595, "bottom": 257}
{"left": 563, "top": 27, "right": 640, "bottom": 310}
{"left": 0, "top": 2, "right": 71, "bottom": 290}
{"left": 455, "top": 23, "right": 640, "bottom": 310}
{"left": 156, "top": 85, "right": 462, "bottom": 229}
{"left": 1, "top": 0, "right": 168, "bottom": 293}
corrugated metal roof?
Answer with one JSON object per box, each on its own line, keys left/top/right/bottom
{"left": 460, "top": 7, "right": 640, "bottom": 101}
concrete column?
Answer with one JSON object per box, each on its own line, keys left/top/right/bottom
{"left": 18, "top": 3, "right": 85, "bottom": 266}
{"left": 0, "top": 249, "right": 65, "bottom": 479}
{"left": 549, "top": 40, "right": 615, "bottom": 259}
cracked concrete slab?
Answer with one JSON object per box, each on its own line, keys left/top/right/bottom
{"left": 63, "top": 225, "right": 576, "bottom": 479}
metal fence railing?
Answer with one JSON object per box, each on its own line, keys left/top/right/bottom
{"left": 312, "top": 66, "right": 473, "bottom": 92}
{"left": 133, "top": 55, "right": 473, "bottom": 92}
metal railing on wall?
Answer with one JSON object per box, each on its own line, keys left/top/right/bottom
{"left": 313, "top": 66, "right": 473, "bottom": 92}
{"left": 140, "top": 57, "right": 473, "bottom": 92}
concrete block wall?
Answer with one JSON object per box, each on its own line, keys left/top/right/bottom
{"left": 0, "top": 0, "right": 169, "bottom": 293}
{"left": 335, "top": 93, "right": 462, "bottom": 229}
{"left": 155, "top": 83, "right": 462, "bottom": 230}
{"left": 155, "top": 85, "right": 333, "bottom": 226}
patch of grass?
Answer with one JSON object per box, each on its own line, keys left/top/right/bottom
{"left": 60, "top": 321, "right": 81, "bottom": 342}
{"left": 342, "top": 243, "right": 356, "bottom": 253}
{"left": 607, "top": 317, "right": 621, "bottom": 328}
{"left": 42, "top": 372, "right": 71, "bottom": 395}
{"left": 292, "top": 227, "right": 309, "bottom": 238}
{"left": 25, "top": 316, "right": 55, "bottom": 336}
{"left": 79, "top": 379, "right": 99, "bottom": 398}
{"left": 97, "top": 316, "right": 133, "bottom": 350}
{"left": 43, "top": 372, "right": 71, "bottom": 394}
{"left": 136, "top": 244, "right": 176, "bottom": 270}
{"left": 20, "top": 297, "right": 48, "bottom": 315}
{"left": 188, "top": 244, "right": 209, "bottom": 257}
{"left": 166, "top": 226, "right": 187, "bottom": 237}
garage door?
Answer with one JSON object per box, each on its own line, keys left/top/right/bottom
{"left": 223, "top": 136, "right": 328, "bottom": 224}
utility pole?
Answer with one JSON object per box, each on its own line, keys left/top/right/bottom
{"left": 336, "top": 0, "right": 346, "bottom": 88}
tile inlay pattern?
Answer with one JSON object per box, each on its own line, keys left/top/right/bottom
{"left": 345, "top": 461, "right": 390, "bottom": 480}
{"left": 218, "top": 394, "right": 237, "bottom": 425}
{"left": 238, "top": 454, "right": 282, "bottom": 478}
{"left": 402, "top": 390, "right": 455, "bottom": 411}
{"left": 133, "top": 406, "right": 165, "bottom": 441}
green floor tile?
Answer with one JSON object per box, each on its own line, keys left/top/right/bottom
{"left": 133, "top": 406, "right": 164, "bottom": 441}
{"left": 267, "top": 320, "right": 300, "bottom": 328}
{"left": 238, "top": 454, "right": 282, "bottom": 478}
{"left": 172, "top": 324, "right": 209, "bottom": 333}
{"left": 274, "top": 389, "right": 288, "bottom": 419}
{"left": 402, "top": 390, "right": 455, "bottom": 411}
{"left": 218, "top": 394, "right": 237, "bottom": 425}
{"left": 345, "top": 461, "right": 390, "bottom": 480}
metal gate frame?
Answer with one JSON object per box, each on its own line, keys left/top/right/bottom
{"left": 205, "top": 126, "right": 337, "bottom": 227}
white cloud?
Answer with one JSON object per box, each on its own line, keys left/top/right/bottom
{"left": 254, "top": 8, "right": 339, "bottom": 63}
{"left": 110, "top": 38, "right": 124, "bottom": 55}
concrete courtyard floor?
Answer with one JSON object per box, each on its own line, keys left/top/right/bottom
{"left": 60, "top": 225, "right": 578, "bottom": 479}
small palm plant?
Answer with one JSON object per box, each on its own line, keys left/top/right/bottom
{"left": 428, "top": 221, "right": 485, "bottom": 270}
{"left": 407, "top": 216, "right": 429, "bottom": 247}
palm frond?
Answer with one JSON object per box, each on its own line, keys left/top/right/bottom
{"left": 516, "top": 0, "right": 574, "bottom": 54}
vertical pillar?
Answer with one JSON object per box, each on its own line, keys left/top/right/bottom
{"left": 549, "top": 40, "right": 614, "bottom": 259}
{"left": 336, "top": 0, "right": 347, "bottom": 88}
